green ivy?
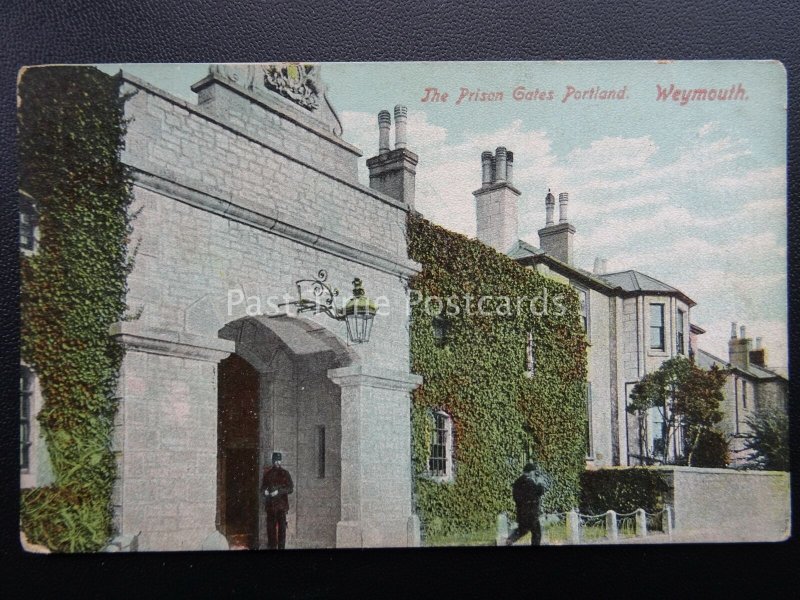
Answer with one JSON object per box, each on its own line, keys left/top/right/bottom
{"left": 408, "top": 214, "right": 588, "bottom": 537}
{"left": 19, "top": 66, "right": 133, "bottom": 552}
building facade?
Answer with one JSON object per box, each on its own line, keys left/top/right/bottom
{"left": 694, "top": 325, "right": 789, "bottom": 467}
{"left": 476, "top": 147, "right": 697, "bottom": 467}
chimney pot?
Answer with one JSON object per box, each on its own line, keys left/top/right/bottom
{"left": 366, "top": 105, "right": 418, "bottom": 207}
{"left": 593, "top": 257, "right": 608, "bottom": 274}
{"left": 378, "top": 110, "right": 391, "bottom": 154}
{"left": 545, "top": 189, "right": 555, "bottom": 226}
{"left": 495, "top": 147, "right": 507, "bottom": 182}
{"left": 394, "top": 105, "right": 408, "bottom": 149}
{"left": 740, "top": 325, "right": 746, "bottom": 339}
{"left": 506, "top": 151, "right": 514, "bottom": 184}
{"left": 755, "top": 337, "right": 762, "bottom": 350}
{"left": 481, "top": 151, "right": 493, "bottom": 186}
{"left": 474, "top": 146, "right": 520, "bottom": 253}
{"left": 731, "top": 322, "right": 738, "bottom": 339}
{"left": 558, "top": 192, "right": 569, "bottom": 223}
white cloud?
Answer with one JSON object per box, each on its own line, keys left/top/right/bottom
{"left": 714, "top": 165, "right": 785, "bottom": 192}
{"left": 343, "top": 114, "right": 787, "bottom": 369}
{"left": 698, "top": 121, "right": 718, "bottom": 138}
{"left": 566, "top": 136, "right": 657, "bottom": 173}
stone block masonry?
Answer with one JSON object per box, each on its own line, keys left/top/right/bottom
{"left": 111, "top": 67, "right": 423, "bottom": 550}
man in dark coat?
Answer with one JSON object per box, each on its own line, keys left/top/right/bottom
{"left": 506, "top": 461, "right": 550, "bottom": 546}
{"left": 261, "top": 452, "right": 294, "bottom": 549}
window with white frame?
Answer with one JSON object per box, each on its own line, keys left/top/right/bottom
{"left": 520, "top": 425, "right": 535, "bottom": 465}
{"left": 19, "top": 193, "right": 38, "bottom": 252}
{"left": 649, "top": 303, "right": 665, "bottom": 350}
{"left": 525, "top": 331, "right": 536, "bottom": 377}
{"left": 676, "top": 309, "right": 685, "bottom": 355}
{"left": 648, "top": 406, "right": 666, "bottom": 459}
{"left": 428, "top": 410, "right": 453, "bottom": 479}
{"left": 20, "top": 367, "right": 33, "bottom": 471}
{"left": 585, "top": 383, "right": 594, "bottom": 458}
{"left": 574, "top": 285, "right": 589, "bottom": 338}
{"left": 432, "top": 313, "right": 449, "bottom": 348}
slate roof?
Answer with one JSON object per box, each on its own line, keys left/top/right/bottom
{"left": 507, "top": 239, "right": 544, "bottom": 260}
{"left": 694, "top": 348, "right": 786, "bottom": 381}
{"left": 507, "top": 239, "right": 615, "bottom": 292}
{"left": 600, "top": 270, "right": 696, "bottom": 306}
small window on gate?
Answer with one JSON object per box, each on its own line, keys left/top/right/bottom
{"left": 317, "top": 425, "right": 326, "bottom": 478}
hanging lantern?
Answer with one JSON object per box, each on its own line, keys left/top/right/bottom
{"left": 278, "top": 271, "right": 378, "bottom": 344}
{"left": 343, "top": 278, "right": 377, "bottom": 344}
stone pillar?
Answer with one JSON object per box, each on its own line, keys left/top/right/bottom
{"left": 635, "top": 508, "right": 647, "bottom": 537}
{"left": 496, "top": 513, "right": 510, "bottom": 546}
{"left": 109, "top": 322, "right": 234, "bottom": 551}
{"left": 567, "top": 509, "right": 581, "bottom": 544}
{"left": 327, "top": 365, "right": 422, "bottom": 547}
{"left": 605, "top": 510, "right": 618, "bottom": 542}
{"left": 664, "top": 505, "right": 674, "bottom": 537}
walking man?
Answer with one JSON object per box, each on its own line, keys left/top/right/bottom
{"left": 261, "top": 452, "right": 294, "bottom": 549}
{"left": 506, "top": 461, "right": 550, "bottom": 546}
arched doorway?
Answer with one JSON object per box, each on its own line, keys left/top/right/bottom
{"left": 217, "top": 354, "right": 260, "bottom": 549}
{"left": 218, "top": 316, "right": 355, "bottom": 548}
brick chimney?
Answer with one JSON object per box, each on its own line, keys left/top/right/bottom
{"left": 749, "top": 336, "right": 768, "bottom": 368}
{"left": 728, "top": 322, "right": 752, "bottom": 370}
{"left": 538, "top": 190, "right": 576, "bottom": 264}
{"left": 366, "top": 105, "right": 418, "bottom": 207}
{"left": 474, "top": 146, "right": 521, "bottom": 253}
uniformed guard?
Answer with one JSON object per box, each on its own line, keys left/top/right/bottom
{"left": 261, "top": 452, "right": 294, "bottom": 549}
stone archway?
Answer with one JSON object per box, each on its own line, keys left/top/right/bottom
{"left": 218, "top": 315, "right": 356, "bottom": 549}
{"left": 111, "top": 315, "right": 421, "bottom": 550}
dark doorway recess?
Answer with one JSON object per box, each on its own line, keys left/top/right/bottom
{"left": 217, "top": 354, "right": 260, "bottom": 549}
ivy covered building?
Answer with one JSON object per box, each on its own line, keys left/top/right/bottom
{"left": 18, "top": 63, "right": 783, "bottom": 551}
{"left": 19, "top": 63, "right": 590, "bottom": 551}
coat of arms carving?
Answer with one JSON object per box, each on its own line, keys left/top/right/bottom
{"left": 262, "top": 63, "right": 320, "bottom": 110}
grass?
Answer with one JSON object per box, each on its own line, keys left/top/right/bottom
{"left": 424, "top": 527, "right": 497, "bottom": 547}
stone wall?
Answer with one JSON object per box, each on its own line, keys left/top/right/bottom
{"left": 111, "top": 67, "right": 422, "bottom": 550}
{"left": 584, "top": 287, "right": 613, "bottom": 467}
{"left": 658, "top": 466, "right": 790, "bottom": 542}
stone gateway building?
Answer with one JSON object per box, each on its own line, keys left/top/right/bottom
{"left": 107, "top": 64, "right": 424, "bottom": 550}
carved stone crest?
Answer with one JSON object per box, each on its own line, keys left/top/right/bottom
{"left": 262, "top": 64, "right": 320, "bottom": 111}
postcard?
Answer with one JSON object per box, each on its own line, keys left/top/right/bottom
{"left": 18, "top": 61, "right": 788, "bottom": 552}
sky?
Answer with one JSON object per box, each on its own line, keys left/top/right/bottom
{"left": 97, "top": 61, "right": 788, "bottom": 374}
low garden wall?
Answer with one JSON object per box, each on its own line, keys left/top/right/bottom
{"left": 582, "top": 467, "right": 790, "bottom": 542}
{"left": 658, "top": 466, "right": 790, "bottom": 542}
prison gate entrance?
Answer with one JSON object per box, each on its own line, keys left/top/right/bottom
{"left": 218, "top": 316, "right": 352, "bottom": 549}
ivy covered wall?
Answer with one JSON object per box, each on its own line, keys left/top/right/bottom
{"left": 19, "top": 66, "right": 133, "bottom": 551}
{"left": 408, "top": 214, "right": 588, "bottom": 537}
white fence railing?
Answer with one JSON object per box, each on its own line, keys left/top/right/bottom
{"left": 497, "top": 505, "right": 674, "bottom": 545}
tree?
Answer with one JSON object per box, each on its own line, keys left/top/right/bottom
{"left": 744, "top": 407, "right": 789, "bottom": 471}
{"left": 628, "top": 356, "right": 727, "bottom": 466}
